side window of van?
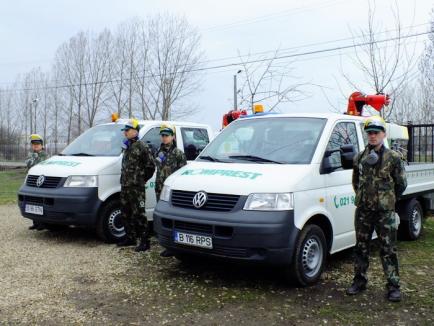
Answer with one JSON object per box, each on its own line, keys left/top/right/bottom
{"left": 180, "top": 128, "right": 210, "bottom": 160}
{"left": 360, "top": 122, "right": 369, "bottom": 146}
{"left": 142, "top": 127, "right": 160, "bottom": 155}
{"left": 326, "top": 122, "right": 359, "bottom": 169}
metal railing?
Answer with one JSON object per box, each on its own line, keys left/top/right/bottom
{"left": 406, "top": 122, "right": 434, "bottom": 163}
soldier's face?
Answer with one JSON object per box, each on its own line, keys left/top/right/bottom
{"left": 124, "top": 128, "right": 138, "bottom": 139}
{"left": 367, "top": 130, "right": 385, "bottom": 146}
{"left": 161, "top": 134, "right": 174, "bottom": 145}
{"left": 31, "top": 143, "right": 42, "bottom": 152}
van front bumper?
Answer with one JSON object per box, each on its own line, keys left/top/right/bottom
{"left": 153, "top": 200, "right": 300, "bottom": 265}
{"left": 18, "top": 184, "right": 102, "bottom": 226}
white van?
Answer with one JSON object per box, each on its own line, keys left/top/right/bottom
{"left": 18, "top": 119, "right": 213, "bottom": 242}
{"left": 153, "top": 113, "right": 434, "bottom": 285}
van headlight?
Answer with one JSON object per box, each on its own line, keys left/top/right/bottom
{"left": 64, "top": 175, "right": 98, "bottom": 187}
{"left": 160, "top": 185, "right": 171, "bottom": 202}
{"left": 243, "top": 193, "right": 294, "bottom": 211}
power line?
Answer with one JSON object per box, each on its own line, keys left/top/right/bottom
{"left": 201, "top": 0, "right": 347, "bottom": 32}
{"left": 0, "top": 30, "right": 431, "bottom": 94}
{"left": 199, "top": 22, "right": 431, "bottom": 65}
{"left": 0, "top": 22, "right": 428, "bottom": 86}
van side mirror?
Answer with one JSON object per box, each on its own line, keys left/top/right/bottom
{"left": 321, "top": 144, "right": 356, "bottom": 174}
{"left": 340, "top": 144, "right": 356, "bottom": 170}
{"left": 146, "top": 142, "right": 157, "bottom": 156}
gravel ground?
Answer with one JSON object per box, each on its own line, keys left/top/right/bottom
{"left": 1, "top": 204, "right": 433, "bottom": 325}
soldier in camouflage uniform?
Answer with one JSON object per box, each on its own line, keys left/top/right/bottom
{"left": 154, "top": 124, "right": 187, "bottom": 201}
{"left": 118, "top": 119, "right": 155, "bottom": 252}
{"left": 25, "top": 134, "right": 48, "bottom": 230}
{"left": 155, "top": 124, "right": 187, "bottom": 257}
{"left": 347, "top": 116, "right": 407, "bottom": 302}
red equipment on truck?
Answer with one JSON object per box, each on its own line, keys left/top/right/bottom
{"left": 222, "top": 109, "right": 247, "bottom": 128}
{"left": 221, "top": 92, "right": 389, "bottom": 128}
{"left": 346, "top": 91, "right": 390, "bottom": 116}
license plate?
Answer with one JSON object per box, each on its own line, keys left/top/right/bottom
{"left": 25, "top": 204, "right": 44, "bottom": 215}
{"left": 174, "top": 231, "right": 213, "bottom": 249}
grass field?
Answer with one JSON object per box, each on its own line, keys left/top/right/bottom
{"left": 0, "top": 169, "right": 26, "bottom": 205}
{"left": 0, "top": 169, "right": 433, "bottom": 324}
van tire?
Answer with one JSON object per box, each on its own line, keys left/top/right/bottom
{"left": 288, "top": 224, "right": 327, "bottom": 286}
{"left": 398, "top": 199, "right": 423, "bottom": 241}
{"left": 96, "top": 199, "right": 125, "bottom": 243}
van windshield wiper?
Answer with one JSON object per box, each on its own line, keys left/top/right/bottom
{"left": 228, "top": 155, "right": 283, "bottom": 164}
{"left": 198, "top": 155, "right": 221, "bottom": 162}
{"left": 69, "top": 153, "right": 94, "bottom": 156}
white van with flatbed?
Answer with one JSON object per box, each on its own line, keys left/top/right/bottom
{"left": 18, "top": 119, "right": 213, "bottom": 242}
{"left": 153, "top": 113, "right": 434, "bottom": 285}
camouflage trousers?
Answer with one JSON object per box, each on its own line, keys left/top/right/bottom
{"left": 353, "top": 208, "right": 400, "bottom": 287}
{"left": 155, "top": 182, "right": 163, "bottom": 202}
{"left": 120, "top": 186, "right": 149, "bottom": 240}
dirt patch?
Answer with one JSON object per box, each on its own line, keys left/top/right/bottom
{"left": 1, "top": 205, "right": 433, "bottom": 325}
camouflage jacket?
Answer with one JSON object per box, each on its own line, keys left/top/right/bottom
{"left": 155, "top": 143, "right": 187, "bottom": 192}
{"left": 25, "top": 150, "right": 48, "bottom": 171}
{"left": 352, "top": 145, "right": 407, "bottom": 211}
{"left": 121, "top": 139, "right": 155, "bottom": 188}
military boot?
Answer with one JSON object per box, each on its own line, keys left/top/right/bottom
{"left": 346, "top": 281, "right": 367, "bottom": 295}
{"left": 135, "top": 233, "right": 150, "bottom": 252}
{"left": 117, "top": 237, "right": 136, "bottom": 247}
{"left": 387, "top": 285, "right": 401, "bottom": 302}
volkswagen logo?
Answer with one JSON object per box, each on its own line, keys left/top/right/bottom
{"left": 192, "top": 191, "right": 208, "bottom": 209}
{"left": 36, "top": 175, "right": 45, "bottom": 187}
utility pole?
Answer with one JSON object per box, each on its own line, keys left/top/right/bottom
{"left": 32, "top": 98, "right": 39, "bottom": 134}
{"left": 233, "top": 70, "right": 242, "bottom": 110}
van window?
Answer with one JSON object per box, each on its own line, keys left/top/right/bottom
{"left": 359, "top": 122, "right": 369, "bottom": 146}
{"left": 326, "top": 122, "right": 359, "bottom": 169}
{"left": 142, "top": 127, "right": 160, "bottom": 155}
{"left": 62, "top": 124, "right": 125, "bottom": 156}
{"left": 199, "top": 117, "right": 326, "bottom": 164}
{"left": 180, "top": 127, "right": 210, "bottom": 160}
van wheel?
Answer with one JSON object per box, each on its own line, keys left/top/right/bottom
{"left": 288, "top": 224, "right": 327, "bottom": 286}
{"left": 398, "top": 199, "right": 423, "bottom": 241}
{"left": 97, "top": 199, "right": 125, "bottom": 243}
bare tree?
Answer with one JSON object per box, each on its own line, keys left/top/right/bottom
{"left": 83, "top": 29, "right": 112, "bottom": 128}
{"left": 417, "top": 9, "right": 434, "bottom": 124}
{"left": 341, "top": 1, "right": 418, "bottom": 119}
{"left": 109, "top": 19, "right": 142, "bottom": 118}
{"left": 146, "top": 14, "right": 204, "bottom": 120}
{"left": 55, "top": 32, "right": 88, "bottom": 136}
{"left": 237, "top": 50, "right": 306, "bottom": 112}
{"left": 1, "top": 13, "right": 205, "bottom": 152}
{"left": 133, "top": 19, "right": 152, "bottom": 119}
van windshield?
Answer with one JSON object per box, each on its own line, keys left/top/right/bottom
{"left": 199, "top": 117, "right": 326, "bottom": 164}
{"left": 62, "top": 124, "right": 125, "bottom": 156}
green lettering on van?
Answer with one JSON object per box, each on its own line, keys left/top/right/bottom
{"left": 39, "top": 160, "right": 81, "bottom": 167}
{"left": 181, "top": 169, "right": 262, "bottom": 180}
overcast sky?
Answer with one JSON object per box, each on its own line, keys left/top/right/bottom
{"left": 0, "top": 0, "right": 432, "bottom": 130}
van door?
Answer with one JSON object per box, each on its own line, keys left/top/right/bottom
{"left": 323, "top": 121, "right": 360, "bottom": 251}
{"left": 141, "top": 126, "right": 160, "bottom": 214}
{"left": 178, "top": 127, "right": 210, "bottom": 160}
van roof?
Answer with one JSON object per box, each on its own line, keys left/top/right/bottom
{"left": 100, "top": 119, "right": 210, "bottom": 128}
{"left": 239, "top": 112, "right": 366, "bottom": 121}
{"left": 238, "top": 112, "right": 406, "bottom": 133}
